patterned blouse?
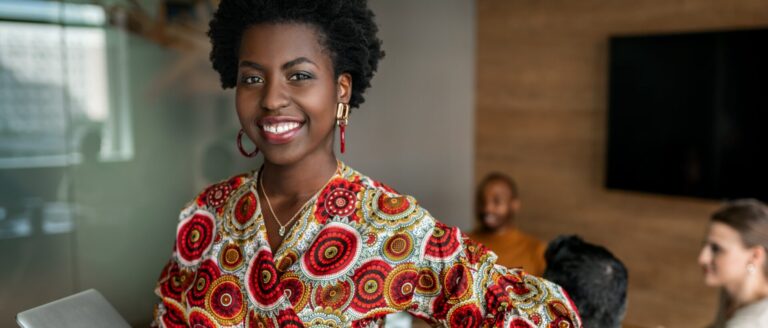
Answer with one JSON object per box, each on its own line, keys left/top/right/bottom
{"left": 153, "top": 163, "right": 581, "bottom": 327}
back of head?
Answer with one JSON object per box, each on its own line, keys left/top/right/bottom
{"left": 543, "top": 235, "right": 628, "bottom": 328}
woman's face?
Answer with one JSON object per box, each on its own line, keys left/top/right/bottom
{"left": 236, "top": 23, "right": 350, "bottom": 165}
{"left": 698, "top": 222, "right": 755, "bottom": 287}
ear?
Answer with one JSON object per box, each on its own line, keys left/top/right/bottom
{"left": 337, "top": 73, "right": 352, "bottom": 103}
{"left": 752, "top": 245, "right": 767, "bottom": 268}
{"left": 510, "top": 198, "right": 521, "bottom": 214}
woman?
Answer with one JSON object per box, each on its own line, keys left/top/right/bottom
{"left": 469, "top": 173, "right": 547, "bottom": 276}
{"left": 699, "top": 199, "right": 768, "bottom": 327}
{"left": 152, "top": 1, "right": 580, "bottom": 327}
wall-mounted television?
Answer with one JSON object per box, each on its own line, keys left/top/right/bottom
{"left": 606, "top": 28, "right": 768, "bottom": 201}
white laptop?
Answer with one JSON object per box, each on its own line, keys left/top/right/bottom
{"left": 16, "top": 289, "right": 131, "bottom": 328}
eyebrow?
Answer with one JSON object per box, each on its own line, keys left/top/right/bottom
{"left": 238, "top": 57, "right": 317, "bottom": 71}
{"left": 282, "top": 57, "right": 316, "bottom": 70}
{"left": 239, "top": 60, "right": 265, "bottom": 70}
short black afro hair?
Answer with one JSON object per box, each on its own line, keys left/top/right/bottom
{"left": 208, "top": 0, "right": 385, "bottom": 108}
{"left": 544, "top": 235, "right": 628, "bottom": 328}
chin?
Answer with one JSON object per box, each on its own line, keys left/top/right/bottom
{"left": 482, "top": 218, "right": 499, "bottom": 228}
{"left": 483, "top": 223, "right": 502, "bottom": 231}
{"left": 259, "top": 144, "right": 308, "bottom": 166}
{"left": 262, "top": 152, "right": 299, "bottom": 166}
{"left": 703, "top": 275, "right": 722, "bottom": 287}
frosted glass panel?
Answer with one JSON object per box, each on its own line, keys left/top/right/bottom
{"left": 0, "top": 1, "right": 246, "bottom": 326}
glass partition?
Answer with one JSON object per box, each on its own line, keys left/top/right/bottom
{"left": 0, "top": 1, "right": 250, "bottom": 325}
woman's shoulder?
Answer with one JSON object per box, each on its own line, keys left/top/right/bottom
{"left": 343, "top": 167, "right": 477, "bottom": 261}
{"left": 324, "top": 165, "right": 430, "bottom": 229}
{"left": 180, "top": 171, "right": 257, "bottom": 217}
{"left": 727, "top": 297, "right": 768, "bottom": 328}
{"left": 340, "top": 165, "right": 401, "bottom": 195}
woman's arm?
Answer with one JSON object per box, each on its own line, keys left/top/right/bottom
{"left": 407, "top": 220, "right": 581, "bottom": 327}
{"left": 152, "top": 258, "right": 194, "bottom": 327}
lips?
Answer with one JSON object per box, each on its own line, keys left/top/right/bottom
{"left": 484, "top": 214, "right": 500, "bottom": 226}
{"left": 257, "top": 116, "right": 305, "bottom": 145}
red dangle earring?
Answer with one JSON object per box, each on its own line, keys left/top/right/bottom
{"left": 336, "top": 102, "right": 350, "bottom": 153}
{"left": 236, "top": 129, "right": 259, "bottom": 157}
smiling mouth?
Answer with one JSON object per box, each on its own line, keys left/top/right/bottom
{"left": 257, "top": 117, "right": 305, "bottom": 144}
{"left": 262, "top": 121, "right": 301, "bottom": 134}
{"left": 484, "top": 214, "right": 499, "bottom": 224}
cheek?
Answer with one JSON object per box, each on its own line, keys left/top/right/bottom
{"left": 235, "top": 90, "right": 257, "bottom": 117}
{"left": 303, "top": 103, "right": 336, "bottom": 138}
{"left": 313, "top": 91, "right": 336, "bottom": 110}
{"left": 294, "top": 83, "right": 337, "bottom": 118}
{"left": 493, "top": 203, "right": 509, "bottom": 214}
{"left": 713, "top": 254, "right": 746, "bottom": 278}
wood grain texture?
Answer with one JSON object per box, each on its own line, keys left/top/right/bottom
{"left": 475, "top": 1, "right": 768, "bottom": 326}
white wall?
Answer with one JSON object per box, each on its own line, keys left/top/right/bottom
{"left": 343, "top": 0, "right": 476, "bottom": 230}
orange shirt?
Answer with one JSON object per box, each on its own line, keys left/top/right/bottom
{"left": 468, "top": 228, "right": 547, "bottom": 276}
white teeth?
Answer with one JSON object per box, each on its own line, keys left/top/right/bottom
{"left": 263, "top": 122, "right": 300, "bottom": 134}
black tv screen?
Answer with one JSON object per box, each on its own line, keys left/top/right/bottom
{"left": 606, "top": 28, "right": 768, "bottom": 201}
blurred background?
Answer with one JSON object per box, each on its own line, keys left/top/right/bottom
{"left": 0, "top": 0, "right": 766, "bottom": 327}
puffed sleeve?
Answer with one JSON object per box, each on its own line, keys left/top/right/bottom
{"left": 151, "top": 207, "right": 196, "bottom": 327}
{"left": 407, "top": 217, "right": 581, "bottom": 327}
{"left": 151, "top": 174, "right": 248, "bottom": 327}
{"left": 152, "top": 259, "right": 194, "bottom": 327}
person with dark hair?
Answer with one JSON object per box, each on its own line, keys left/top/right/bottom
{"left": 699, "top": 199, "right": 768, "bottom": 327}
{"left": 468, "top": 173, "right": 546, "bottom": 276}
{"left": 151, "top": 1, "right": 580, "bottom": 327}
{"left": 543, "top": 235, "right": 628, "bottom": 328}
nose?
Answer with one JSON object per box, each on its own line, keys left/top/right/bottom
{"left": 697, "top": 246, "right": 710, "bottom": 266}
{"left": 483, "top": 201, "right": 494, "bottom": 215}
{"left": 260, "top": 80, "right": 290, "bottom": 111}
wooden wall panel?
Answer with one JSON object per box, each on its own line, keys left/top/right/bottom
{"left": 475, "top": 1, "right": 768, "bottom": 326}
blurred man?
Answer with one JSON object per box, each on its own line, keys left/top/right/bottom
{"left": 468, "top": 173, "right": 546, "bottom": 276}
{"left": 544, "top": 235, "right": 628, "bottom": 328}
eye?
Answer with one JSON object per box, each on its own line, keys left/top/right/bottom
{"left": 241, "top": 76, "right": 263, "bottom": 85}
{"left": 710, "top": 243, "right": 721, "bottom": 254}
{"left": 288, "top": 72, "right": 313, "bottom": 81}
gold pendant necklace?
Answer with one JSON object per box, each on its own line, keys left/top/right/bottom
{"left": 258, "top": 163, "right": 339, "bottom": 237}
